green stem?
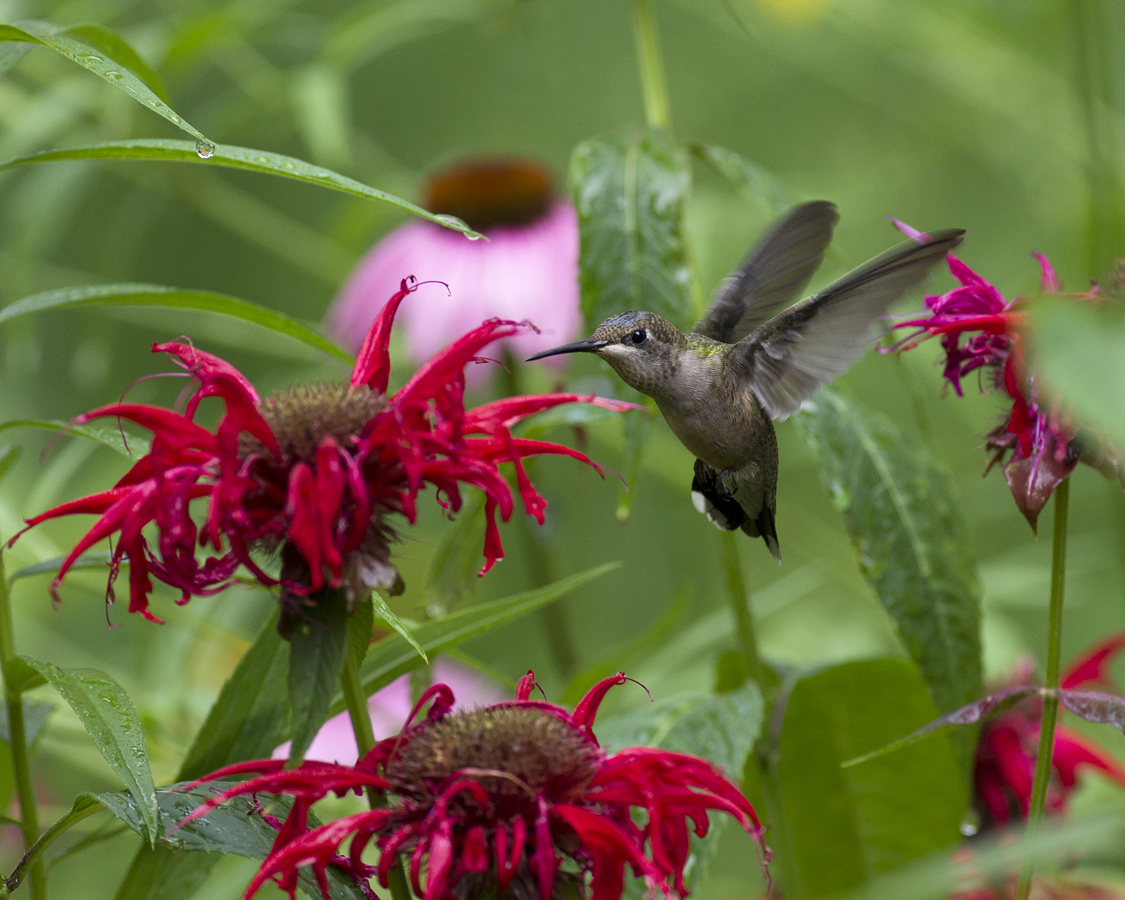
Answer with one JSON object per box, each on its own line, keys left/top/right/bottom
{"left": 719, "top": 531, "right": 762, "bottom": 684}
{"left": 1014, "top": 477, "right": 1070, "bottom": 900}
{"left": 2, "top": 802, "right": 101, "bottom": 897}
{"left": 339, "top": 635, "right": 413, "bottom": 900}
{"left": 631, "top": 0, "right": 672, "bottom": 130}
{"left": 0, "top": 553, "right": 45, "bottom": 900}
{"left": 341, "top": 653, "right": 376, "bottom": 760}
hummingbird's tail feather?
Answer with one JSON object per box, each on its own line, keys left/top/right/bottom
{"left": 745, "top": 507, "right": 782, "bottom": 565}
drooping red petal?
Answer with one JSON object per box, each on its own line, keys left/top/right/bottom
{"left": 1061, "top": 633, "right": 1125, "bottom": 691}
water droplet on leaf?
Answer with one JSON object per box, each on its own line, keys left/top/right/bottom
{"left": 959, "top": 809, "right": 981, "bottom": 836}
{"left": 195, "top": 140, "right": 216, "bottom": 160}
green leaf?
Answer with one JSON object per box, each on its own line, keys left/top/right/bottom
{"left": 175, "top": 614, "right": 289, "bottom": 781}
{"left": 371, "top": 592, "right": 426, "bottom": 662}
{"left": 690, "top": 143, "right": 792, "bottom": 212}
{"left": 770, "top": 658, "right": 966, "bottom": 899}
{"left": 1027, "top": 295, "right": 1125, "bottom": 453}
{"left": 795, "top": 391, "right": 983, "bottom": 751}
{"left": 8, "top": 553, "right": 115, "bottom": 587}
{"left": 343, "top": 562, "right": 619, "bottom": 712}
{"left": 569, "top": 129, "right": 694, "bottom": 330}
{"left": 18, "top": 658, "right": 159, "bottom": 844}
{"left": 0, "top": 22, "right": 208, "bottom": 145}
{"left": 287, "top": 591, "right": 349, "bottom": 766}
{"left": 0, "top": 418, "right": 150, "bottom": 457}
{"left": 96, "top": 785, "right": 368, "bottom": 900}
{"left": 595, "top": 682, "right": 765, "bottom": 898}
{"left": 0, "top": 140, "right": 483, "bottom": 237}
{"left": 596, "top": 681, "right": 763, "bottom": 776}
{"left": 0, "top": 284, "right": 351, "bottom": 363}
{"left": 843, "top": 686, "right": 1039, "bottom": 767}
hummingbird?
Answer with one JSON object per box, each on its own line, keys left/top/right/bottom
{"left": 527, "top": 201, "right": 963, "bottom": 562}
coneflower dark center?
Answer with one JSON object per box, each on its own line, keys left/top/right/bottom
{"left": 424, "top": 159, "right": 554, "bottom": 231}
{"left": 243, "top": 383, "right": 386, "bottom": 464}
{"left": 386, "top": 707, "right": 601, "bottom": 807}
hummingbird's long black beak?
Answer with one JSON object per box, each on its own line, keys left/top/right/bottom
{"left": 525, "top": 338, "right": 608, "bottom": 362}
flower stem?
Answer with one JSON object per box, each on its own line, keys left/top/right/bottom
{"left": 631, "top": 0, "right": 672, "bottom": 130}
{"left": 341, "top": 653, "right": 376, "bottom": 760}
{"left": 340, "top": 645, "right": 413, "bottom": 900}
{"left": 1014, "top": 476, "right": 1070, "bottom": 900}
{"left": 0, "top": 553, "right": 45, "bottom": 900}
{"left": 719, "top": 531, "right": 762, "bottom": 684}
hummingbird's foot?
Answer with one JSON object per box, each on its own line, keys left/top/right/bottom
{"left": 716, "top": 467, "right": 738, "bottom": 497}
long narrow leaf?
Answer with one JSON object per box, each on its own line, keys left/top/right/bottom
{"left": 0, "top": 140, "right": 483, "bottom": 236}
{"left": 0, "top": 284, "right": 350, "bottom": 363}
{"left": 0, "top": 418, "right": 149, "bottom": 457}
{"left": 0, "top": 22, "right": 207, "bottom": 144}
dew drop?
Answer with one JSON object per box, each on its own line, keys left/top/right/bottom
{"left": 959, "top": 809, "right": 981, "bottom": 837}
{"left": 195, "top": 140, "right": 216, "bottom": 160}
{"left": 104, "top": 69, "right": 122, "bottom": 80}
{"left": 78, "top": 54, "right": 103, "bottom": 64}
{"left": 254, "top": 156, "right": 270, "bottom": 164}
{"left": 169, "top": 113, "right": 182, "bottom": 124}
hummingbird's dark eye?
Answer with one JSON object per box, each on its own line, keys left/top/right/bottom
{"left": 629, "top": 329, "right": 647, "bottom": 346}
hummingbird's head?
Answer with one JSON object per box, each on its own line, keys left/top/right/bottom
{"left": 526, "top": 311, "right": 684, "bottom": 396}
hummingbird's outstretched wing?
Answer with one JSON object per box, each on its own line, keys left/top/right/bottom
{"left": 693, "top": 201, "right": 840, "bottom": 344}
{"left": 732, "top": 228, "right": 964, "bottom": 421}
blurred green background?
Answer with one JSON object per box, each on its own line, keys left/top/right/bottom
{"left": 1, "top": 0, "right": 1125, "bottom": 897}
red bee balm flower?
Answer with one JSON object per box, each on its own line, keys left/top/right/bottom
{"left": 973, "top": 634, "right": 1125, "bottom": 829}
{"left": 9, "top": 279, "right": 636, "bottom": 624}
{"left": 182, "top": 672, "right": 769, "bottom": 900}
{"left": 888, "top": 222, "right": 1124, "bottom": 530}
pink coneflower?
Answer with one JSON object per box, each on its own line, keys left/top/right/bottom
{"left": 972, "top": 634, "right": 1125, "bottom": 830}
{"left": 887, "top": 221, "right": 1124, "bottom": 530}
{"left": 182, "top": 671, "right": 769, "bottom": 900}
{"left": 328, "top": 158, "right": 582, "bottom": 371}
{"left": 8, "top": 279, "right": 635, "bottom": 626}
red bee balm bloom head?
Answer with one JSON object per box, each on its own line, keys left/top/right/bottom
{"left": 9, "top": 279, "right": 637, "bottom": 624}
{"left": 973, "top": 634, "right": 1125, "bottom": 829}
{"left": 888, "top": 222, "right": 1125, "bottom": 531}
{"left": 182, "top": 672, "right": 769, "bottom": 900}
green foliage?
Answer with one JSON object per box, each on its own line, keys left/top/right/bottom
{"left": 767, "top": 658, "right": 967, "bottom": 899}
{"left": 796, "top": 391, "right": 984, "bottom": 749}
{"left": 80, "top": 785, "right": 369, "bottom": 900}
{"left": 0, "top": 22, "right": 208, "bottom": 143}
{"left": 285, "top": 590, "right": 350, "bottom": 766}
{"left": 0, "top": 141, "right": 483, "bottom": 236}
{"left": 12, "top": 659, "right": 159, "bottom": 845}
{"left": 0, "top": 284, "right": 350, "bottom": 363}
{"left": 570, "top": 129, "right": 694, "bottom": 331}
